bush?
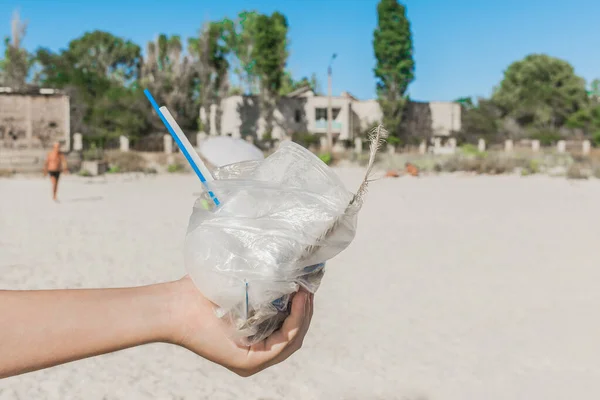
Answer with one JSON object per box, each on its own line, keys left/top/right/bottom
{"left": 387, "top": 136, "right": 402, "bottom": 147}
{"left": 167, "top": 163, "right": 185, "bottom": 173}
{"left": 411, "top": 157, "right": 441, "bottom": 172}
{"left": 262, "top": 131, "right": 273, "bottom": 142}
{"left": 566, "top": 163, "right": 589, "bottom": 180}
{"left": 0, "top": 169, "right": 14, "bottom": 178}
{"left": 82, "top": 145, "right": 104, "bottom": 161}
{"left": 593, "top": 165, "right": 600, "bottom": 179}
{"left": 442, "top": 155, "right": 481, "bottom": 173}
{"left": 592, "top": 131, "right": 600, "bottom": 147}
{"left": 460, "top": 143, "right": 482, "bottom": 156}
{"left": 292, "top": 132, "right": 320, "bottom": 149}
{"left": 104, "top": 151, "right": 147, "bottom": 173}
{"left": 78, "top": 170, "right": 92, "bottom": 177}
{"left": 521, "top": 159, "right": 541, "bottom": 176}
{"left": 440, "top": 153, "right": 517, "bottom": 175}
{"left": 318, "top": 152, "right": 332, "bottom": 165}
{"left": 356, "top": 151, "right": 379, "bottom": 167}
{"left": 531, "top": 130, "right": 562, "bottom": 146}
{"left": 480, "top": 155, "right": 518, "bottom": 175}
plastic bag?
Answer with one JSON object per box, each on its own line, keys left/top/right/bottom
{"left": 184, "top": 141, "right": 360, "bottom": 344}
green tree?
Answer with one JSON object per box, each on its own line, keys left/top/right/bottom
{"left": 588, "top": 79, "right": 600, "bottom": 102}
{"left": 279, "top": 71, "right": 321, "bottom": 95}
{"left": 35, "top": 31, "right": 146, "bottom": 144}
{"left": 88, "top": 86, "right": 149, "bottom": 144}
{"left": 142, "top": 34, "right": 198, "bottom": 132}
{"left": 492, "top": 54, "right": 588, "bottom": 130}
{"left": 455, "top": 97, "right": 474, "bottom": 108}
{"left": 188, "top": 21, "right": 231, "bottom": 134}
{"left": 459, "top": 98, "right": 502, "bottom": 141}
{"left": 0, "top": 11, "right": 32, "bottom": 90}
{"left": 225, "top": 11, "right": 260, "bottom": 95}
{"left": 252, "top": 12, "right": 289, "bottom": 137}
{"left": 61, "top": 31, "right": 141, "bottom": 85}
{"left": 373, "top": 0, "right": 415, "bottom": 141}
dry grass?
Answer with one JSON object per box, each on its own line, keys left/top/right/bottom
{"left": 104, "top": 151, "right": 147, "bottom": 173}
{"left": 373, "top": 147, "right": 600, "bottom": 180}
{"left": 566, "top": 163, "right": 590, "bottom": 180}
{"left": 0, "top": 169, "right": 14, "bottom": 178}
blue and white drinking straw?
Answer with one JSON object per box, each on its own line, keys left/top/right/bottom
{"left": 144, "top": 89, "right": 220, "bottom": 206}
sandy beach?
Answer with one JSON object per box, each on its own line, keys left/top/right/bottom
{"left": 1, "top": 169, "right": 600, "bottom": 399}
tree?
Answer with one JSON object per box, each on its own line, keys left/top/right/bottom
{"left": 459, "top": 97, "right": 503, "bottom": 142}
{"left": 588, "top": 79, "right": 600, "bottom": 102}
{"left": 492, "top": 54, "right": 588, "bottom": 131}
{"left": 188, "top": 21, "right": 231, "bottom": 134}
{"left": 0, "top": 10, "right": 32, "bottom": 90}
{"left": 142, "top": 34, "right": 198, "bottom": 132}
{"left": 88, "top": 85, "right": 149, "bottom": 143}
{"left": 455, "top": 97, "right": 474, "bottom": 108}
{"left": 62, "top": 31, "right": 141, "bottom": 85}
{"left": 373, "top": 0, "right": 415, "bottom": 142}
{"left": 279, "top": 71, "right": 321, "bottom": 95}
{"left": 35, "top": 31, "right": 146, "bottom": 144}
{"left": 225, "top": 11, "right": 260, "bottom": 95}
{"left": 252, "top": 12, "right": 289, "bottom": 137}
{"left": 309, "top": 73, "right": 321, "bottom": 95}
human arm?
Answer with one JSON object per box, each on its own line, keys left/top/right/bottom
{"left": 0, "top": 276, "right": 313, "bottom": 379}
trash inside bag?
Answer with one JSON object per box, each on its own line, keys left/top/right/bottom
{"left": 184, "top": 132, "right": 385, "bottom": 345}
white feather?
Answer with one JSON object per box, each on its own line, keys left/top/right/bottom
{"left": 352, "top": 124, "right": 389, "bottom": 207}
{"left": 299, "top": 124, "right": 388, "bottom": 259}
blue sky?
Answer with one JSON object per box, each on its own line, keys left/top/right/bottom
{"left": 1, "top": 0, "right": 599, "bottom": 102}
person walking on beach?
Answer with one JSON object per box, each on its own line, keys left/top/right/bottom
{"left": 43, "top": 142, "right": 68, "bottom": 201}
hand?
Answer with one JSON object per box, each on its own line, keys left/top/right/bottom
{"left": 167, "top": 276, "right": 314, "bottom": 377}
{"left": 0, "top": 278, "right": 314, "bottom": 379}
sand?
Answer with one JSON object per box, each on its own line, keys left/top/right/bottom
{"left": 1, "top": 170, "right": 600, "bottom": 399}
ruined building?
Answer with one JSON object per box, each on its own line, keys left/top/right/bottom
{"left": 0, "top": 87, "right": 70, "bottom": 151}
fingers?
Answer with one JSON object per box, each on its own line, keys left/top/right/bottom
{"left": 270, "top": 290, "right": 314, "bottom": 356}
{"left": 303, "top": 293, "right": 314, "bottom": 335}
{"left": 241, "top": 291, "right": 315, "bottom": 375}
{"left": 265, "top": 291, "right": 308, "bottom": 349}
{"left": 252, "top": 291, "right": 307, "bottom": 362}
{"left": 295, "top": 292, "right": 314, "bottom": 348}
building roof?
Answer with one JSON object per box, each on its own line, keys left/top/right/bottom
{"left": 340, "top": 91, "right": 359, "bottom": 101}
{"left": 285, "top": 86, "right": 314, "bottom": 98}
{"left": 0, "top": 87, "right": 65, "bottom": 96}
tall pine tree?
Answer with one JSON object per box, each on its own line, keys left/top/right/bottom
{"left": 373, "top": 0, "right": 414, "bottom": 142}
{"left": 252, "top": 12, "right": 288, "bottom": 138}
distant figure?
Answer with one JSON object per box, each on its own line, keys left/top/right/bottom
{"left": 43, "top": 142, "right": 68, "bottom": 201}
{"left": 405, "top": 162, "right": 419, "bottom": 177}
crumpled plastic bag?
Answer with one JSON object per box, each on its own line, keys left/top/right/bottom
{"left": 183, "top": 122, "right": 390, "bottom": 345}
{"left": 184, "top": 141, "right": 360, "bottom": 344}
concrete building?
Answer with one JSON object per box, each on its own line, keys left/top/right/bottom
{"left": 0, "top": 87, "right": 70, "bottom": 151}
{"left": 0, "top": 87, "right": 71, "bottom": 173}
{"left": 210, "top": 86, "right": 461, "bottom": 141}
